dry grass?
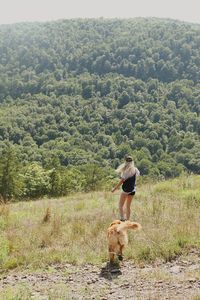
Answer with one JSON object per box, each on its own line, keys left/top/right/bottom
{"left": 0, "top": 285, "right": 32, "bottom": 300}
{"left": 0, "top": 175, "right": 199, "bottom": 272}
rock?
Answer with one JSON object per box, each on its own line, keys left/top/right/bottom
{"left": 110, "top": 268, "right": 122, "bottom": 274}
{"left": 188, "top": 278, "right": 197, "bottom": 283}
{"left": 185, "top": 284, "right": 193, "bottom": 289}
{"left": 188, "top": 264, "right": 199, "bottom": 271}
{"left": 169, "top": 266, "right": 182, "bottom": 274}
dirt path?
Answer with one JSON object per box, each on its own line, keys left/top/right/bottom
{"left": 0, "top": 250, "right": 200, "bottom": 299}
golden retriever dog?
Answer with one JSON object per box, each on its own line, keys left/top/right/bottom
{"left": 107, "top": 220, "right": 141, "bottom": 263}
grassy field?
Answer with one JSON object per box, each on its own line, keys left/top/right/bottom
{"left": 0, "top": 174, "right": 200, "bottom": 273}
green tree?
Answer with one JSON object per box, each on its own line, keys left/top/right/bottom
{"left": 60, "top": 167, "right": 86, "bottom": 194}
{"left": 79, "top": 164, "right": 108, "bottom": 191}
{"left": 0, "top": 145, "right": 22, "bottom": 201}
{"left": 22, "top": 163, "right": 51, "bottom": 198}
{"left": 137, "top": 158, "right": 152, "bottom": 175}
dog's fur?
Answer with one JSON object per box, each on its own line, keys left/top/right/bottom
{"left": 107, "top": 220, "right": 141, "bottom": 263}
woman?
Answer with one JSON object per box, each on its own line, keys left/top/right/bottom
{"left": 111, "top": 155, "right": 140, "bottom": 221}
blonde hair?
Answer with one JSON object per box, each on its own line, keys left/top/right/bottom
{"left": 116, "top": 161, "right": 136, "bottom": 177}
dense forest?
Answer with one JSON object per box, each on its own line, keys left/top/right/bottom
{"left": 0, "top": 18, "right": 200, "bottom": 199}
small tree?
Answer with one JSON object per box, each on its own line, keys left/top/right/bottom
{"left": 79, "top": 164, "right": 108, "bottom": 192}
{"left": 137, "top": 158, "right": 152, "bottom": 175}
{"left": 22, "top": 163, "right": 51, "bottom": 198}
{"left": 49, "top": 168, "right": 62, "bottom": 197}
{"left": 0, "top": 145, "right": 22, "bottom": 201}
{"left": 60, "top": 167, "right": 86, "bottom": 195}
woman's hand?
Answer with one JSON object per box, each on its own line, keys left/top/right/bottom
{"left": 111, "top": 187, "right": 116, "bottom": 193}
{"left": 111, "top": 179, "right": 124, "bottom": 193}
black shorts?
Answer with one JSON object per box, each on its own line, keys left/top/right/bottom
{"left": 122, "top": 190, "right": 135, "bottom": 196}
{"left": 129, "top": 191, "right": 135, "bottom": 196}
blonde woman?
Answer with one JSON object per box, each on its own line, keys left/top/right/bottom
{"left": 111, "top": 156, "right": 140, "bottom": 221}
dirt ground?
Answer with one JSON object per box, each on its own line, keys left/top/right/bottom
{"left": 0, "top": 249, "right": 200, "bottom": 300}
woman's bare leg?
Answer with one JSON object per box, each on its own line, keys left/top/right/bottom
{"left": 126, "top": 195, "right": 134, "bottom": 220}
{"left": 119, "top": 193, "right": 126, "bottom": 220}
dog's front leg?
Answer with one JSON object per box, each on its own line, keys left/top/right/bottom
{"left": 109, "top": 246, "right": 115, "bottom": 263}
{"left": 118, "top": 244, "right": 124, "bottom": 261}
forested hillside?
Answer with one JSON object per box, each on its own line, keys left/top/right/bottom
{"left": 0, "top": 18, "right": 200, "bottom": 199}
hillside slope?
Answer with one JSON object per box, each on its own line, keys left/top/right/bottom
{"left": 0, "top": 175, "right": 199, "bottom": 299}
{"left": 0, "top": 18, "right": 200, "bottom": 176}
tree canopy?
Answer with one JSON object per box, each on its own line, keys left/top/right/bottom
{"left": 0, "top": 18, "right": 200, "bottom": 199}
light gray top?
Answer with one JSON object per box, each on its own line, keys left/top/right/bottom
{"left": 121, "top": 167, "right": 140, "bottom": 180}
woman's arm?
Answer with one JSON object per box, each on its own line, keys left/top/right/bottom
{"left": 111, "top": 178, "right": 125, "bottom": 193}
{"left": 135, "top": 168, "right": 140, "bottom": 176}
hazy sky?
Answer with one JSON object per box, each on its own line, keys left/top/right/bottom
{"left": 1, "top": 0, "right": 200, "bottom": 25}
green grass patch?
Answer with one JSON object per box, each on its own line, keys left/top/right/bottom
{"left": 0, "top": 174, "right": 199, "bottom": 273}
{"left": 0, "top": 285, "right": 32, "bottom": 300}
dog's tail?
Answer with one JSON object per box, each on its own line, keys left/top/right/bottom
{"left": 116, "top": 221, "right": 141, "bottom": 232}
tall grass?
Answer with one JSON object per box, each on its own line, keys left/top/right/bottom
{"left": 0, "top": 175, "right": 199, "bottom": 272}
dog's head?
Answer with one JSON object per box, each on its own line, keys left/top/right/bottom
{"left": 109, "top": 220, "right": 121, "bottom": 227}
